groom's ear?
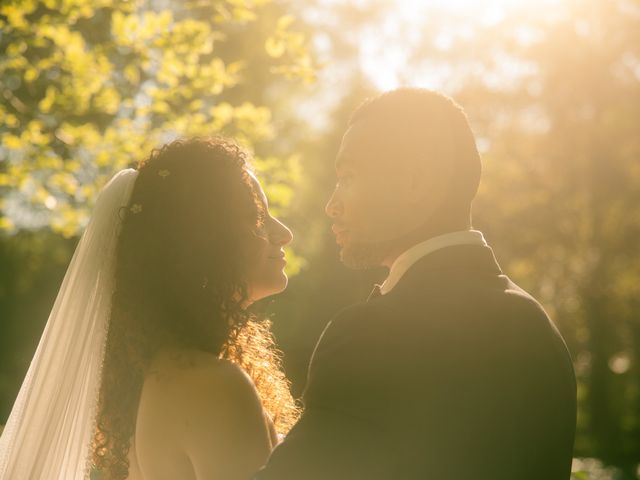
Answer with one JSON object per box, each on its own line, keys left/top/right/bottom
{"left": 405, "top": 163, "right": 428, "bottom": 205}
{"left": 404, "top": 151, "right": 456, "bottom": 212}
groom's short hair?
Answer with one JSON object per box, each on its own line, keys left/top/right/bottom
{"left": 348, "top": 87, "right": 482, "bottom": 211}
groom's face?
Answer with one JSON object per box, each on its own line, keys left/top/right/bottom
{"left": 326, "top": 119, "right": 435, "bottom": 268}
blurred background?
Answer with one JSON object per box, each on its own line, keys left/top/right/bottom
{"left": 0, "top": 0, "right": 638, "bottom": 478}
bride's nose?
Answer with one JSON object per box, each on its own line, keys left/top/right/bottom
{"left": 269, "top": 217, "right": 293, "bottom": 246}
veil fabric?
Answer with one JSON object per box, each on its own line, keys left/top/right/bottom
{"left": 0, "top": 168, "right": 138, "bottom": 480}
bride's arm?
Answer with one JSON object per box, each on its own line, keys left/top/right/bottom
{"left": 176, "top": 358, "right": 273, "bottom": 480}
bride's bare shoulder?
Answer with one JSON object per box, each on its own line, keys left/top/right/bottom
{"left": 136, "top": 349, "right": 272, "bottom": 477}
{"left": 141, "top": 347, "right": 268, "bottom": 431}
{"left": 147, "top": 347, "right": 236, "bottom": 377}
{"left": 143, "top": 348, "right": 258, "bottom": 408}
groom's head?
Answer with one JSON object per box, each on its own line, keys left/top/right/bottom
{"left": 326, "top": 88, "right": 482, "bottom": 269}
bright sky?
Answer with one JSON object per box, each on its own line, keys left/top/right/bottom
{"left": 334, "top": 0, "right": 568, "bottom": 90}
{"left": 299, "top": 0, "right": 569, "bottom": 129}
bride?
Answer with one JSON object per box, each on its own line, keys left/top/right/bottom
{"left": 0, "top": 137, "right": 300, "bottom": 480}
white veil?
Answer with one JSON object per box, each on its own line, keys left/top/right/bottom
{"left": 0, "top": 168, "right": 139, "bottom": 480}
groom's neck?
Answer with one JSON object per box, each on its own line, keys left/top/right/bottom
{"left": 380, "top": 215, "right": 472, "bottom": 269}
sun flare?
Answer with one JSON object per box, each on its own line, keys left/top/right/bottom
{"left": 343, "top": 0, "right": 569, "bottom": 91}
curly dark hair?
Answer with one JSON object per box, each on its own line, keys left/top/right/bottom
{"left": 90, "top": 137, "right": 300, "bottom": 479}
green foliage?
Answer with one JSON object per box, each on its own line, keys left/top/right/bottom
{"left": 0, "top": 0, "right": 315, "bottom": 237}
{"left": 572, "top": 472, "right": 591, "bottom": 480}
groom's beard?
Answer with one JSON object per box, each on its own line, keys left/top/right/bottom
{"left": 340, "top": 238, "right": 395, "bottom": 269}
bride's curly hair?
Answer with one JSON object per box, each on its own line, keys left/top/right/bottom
{"left": 90, "top": 137, "right": 301, "bottom": 479}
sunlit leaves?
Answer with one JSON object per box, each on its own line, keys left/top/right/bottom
{"left": 0, "top": 216, "right": 16, "bottom": 233}
{"left": 231, "top": 102, "right": 274, "bottom": 141}
{"left": 209, "top": 0, "right": 272, "bottom": 25}
{"left": 50, "top": 204, "right": 88, "bottom": 239}
{"left": 0, "top": 3, "right": 31, "bottom": 31}
{"left": 38, "top": 87, "right": 57, "bottom": 114}
{"left": 111, "top": 10, "right": 173, "bottom": 47}
{"left": 0, "top": 0, "right": 316, "bottom": 240}
{"left": 266, "top": 14, "right": 317, "bottom": 83}
{"left": 253, "top": 154, "right": 301, "bottom": 217}
{"left": 2, "top": 134, "right": 23, "bottom": 150}
{"left": 570, "top": 472, "right": 590, "bottom": 480}
{"left": 283, "top": 245, "right": 307, "bottom": 278}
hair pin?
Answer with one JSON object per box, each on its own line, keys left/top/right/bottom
{"left": 130, "top": 203, "right": 143, "bottom": 214}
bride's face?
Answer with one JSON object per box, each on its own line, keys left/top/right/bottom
{"left": 243, "top": 172, "right": 293, "bottom": 304}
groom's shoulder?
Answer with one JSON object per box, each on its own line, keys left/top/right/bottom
{"left": 306, "top": 301, "right": 397, "bottom": 390}
{"left": 328, "top": 300, "right": 395, "bottom": 330}
{"left": 314, "top": 300, "right": 398, "bottom": 353}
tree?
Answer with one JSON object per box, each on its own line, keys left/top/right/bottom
{"left": 0, "top": 0, "right": 314, "bottom": 238}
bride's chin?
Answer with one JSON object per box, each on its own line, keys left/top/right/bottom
{"left": 245, "top": 277, "right": 288, "bottom": 306}
{"left": 264, "top": 276, "right": 290, "bottom": 298}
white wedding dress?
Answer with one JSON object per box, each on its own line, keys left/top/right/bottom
{"left": 0, "top": 169, "right": 139, "bottom": 480}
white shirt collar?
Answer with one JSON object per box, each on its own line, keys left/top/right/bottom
{"left": 379, "top": 230, "right": 487, "bottom": 295}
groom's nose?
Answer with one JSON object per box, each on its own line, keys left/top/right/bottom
{"left": 325, "top": 190, "right": 342, "bottom": 219}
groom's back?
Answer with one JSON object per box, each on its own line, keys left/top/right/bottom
{"left": 257, "top": 244, "right": 577, "bottom": 480}
{"left": 376, "top": 245, "right": 577, "bottom": 479}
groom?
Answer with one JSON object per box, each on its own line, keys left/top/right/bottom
{"left": 255, "top": 88, "right": 577, "bottom": 479}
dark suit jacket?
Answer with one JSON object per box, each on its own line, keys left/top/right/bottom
{"left": 256, "top": 244, "right": 577, "bottom": 479}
